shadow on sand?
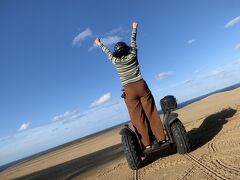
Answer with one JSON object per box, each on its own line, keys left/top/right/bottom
{"left": 141, "top": 107, "right": 237, "bottom": 168}
{"left": 188, "top": 107, "right": 236, "bottom": 151}
{"left": 17, "top": 144, "right": 124, "bottom": 180}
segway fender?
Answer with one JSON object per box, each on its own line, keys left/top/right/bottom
{"left": 168, "top": 113, "right": 179, "bottom": 125}
{"left": 164, "top": 112, "right": 179, "bottom": 143}
{"left": 119, "top": 126, "right": 136, "bottom": 136}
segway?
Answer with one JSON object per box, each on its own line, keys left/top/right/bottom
{"left": 119, "top": 95, "right": 190, "bottom": 170}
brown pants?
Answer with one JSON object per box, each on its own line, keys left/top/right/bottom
{"left": 123, "top": 80, "right": 165, "bottom": 146}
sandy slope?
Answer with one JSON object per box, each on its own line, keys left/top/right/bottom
{"left": 1, "top": 88, "right": 240, "bottom": 180}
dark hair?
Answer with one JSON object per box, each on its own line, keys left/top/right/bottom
{"left": 113, "top": 41, "right": 130, "bottom": 58}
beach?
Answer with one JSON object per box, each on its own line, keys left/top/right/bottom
{"left": 1, "top": 88, "right": 240, "bottom": 179}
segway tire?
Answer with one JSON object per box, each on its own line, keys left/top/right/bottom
{"left": 121, "top": 135, "right": 142, "bottom": 170}
{"left": 171, "top": 120, "right": 190, "bottom": 154}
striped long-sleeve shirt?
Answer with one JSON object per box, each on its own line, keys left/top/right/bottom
{"left": 99, "top": 28, "right": 143, "bottom": 87}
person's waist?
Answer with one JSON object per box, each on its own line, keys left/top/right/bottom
{"left": 122, "top": 78, "right": 145, "bottom": 89}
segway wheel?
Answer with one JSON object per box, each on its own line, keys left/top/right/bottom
{"left": 121, "top": 135, "right": 142, "bottom": 170}
{"left": 171, "top": 120, "right": 190, "bottom": 154}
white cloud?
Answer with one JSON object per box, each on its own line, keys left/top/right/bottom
{"left": 198, "top": 61, "right": 240, "bottom": 83}
{"left": 102, "top": 101, "right": 119, "bottom": 108}
{"left": 205, "top": 69, "right": 226, "bottom": 78}
{"left": 224, "top": 16, "right": 240, "bottom": 28}
{"left": 183, "top": 79, "right": 194, "bottom": 84}
{"left": 187, "top": 39, "right": 196, "bottom": 45}
{"left": 101, "top": 36, "right": 122, "bottom": 46}
{"left": 156, "top": 71, "right": 174, "bottom": 80}
{"left": 105, "top": 26, "right": 123, "bottom": 36}
{"left": 52, "top": 111, "right": 78, "bottom": 122}
{"left": 154, "top": 60, "right": 240, "bottom": 103}
{"left": 89, "top": 35, "right": 122, "bottom": 51}
{"left": 90, "top": 93, "right": 111, "bottom": 108}
{"left": 234, "top": 59, "right": 240, "bottom": 64}
{"left": 17, "top": 123, "right": 30, "bottom": 132}
{"left": 72, "top": 28, "right": 92, "bottom": 46}
{"left": 235, "top": 43, "right": 240, "bottom": 50}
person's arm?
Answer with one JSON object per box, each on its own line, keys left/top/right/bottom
{"left": 95, "top": 38, "right": 120, "bottom": 63}
{"left": 130, "top": 21, "right": 138, "bottom": 54}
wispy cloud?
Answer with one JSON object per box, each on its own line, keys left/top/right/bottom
{"left": 234, "top": 59, "right": 240, "bottom": 64}
{"left": 235, "top": 43, "right": 240, "bottom": 50}
{"left": 62, "top": 114, "right": 84, "bottom": 124}
{"left": 17, "top": 122, "right": 30, "bottom": 132}
{"left": 182, "top": 79, "right": 194, "bottom": 85}
{"left": 101, "top": 36, "right": 122, "bottom": 46}
{"left": 52, "top": 128, "right": 59, "bottom": 132}
{"left": 193, "top": 61, "right": 240, "bottom": 83}
{"left": 205, "top": 69, "right": 226, "bottom": 79}
{"left": 154, "top": 60, "right": 240, "bottom": 103}
{"left": 72, "top": 28, "right": 92, "bottom": 46}
{"left": 105, "top": 26, "right": 123, "bottom": 36}
{"left": 90, "top": 93, "right": 111, "bottom": 108}
{"left": 102, "top": 101, "right": 119, "bottom": 108}
{"left": 156, "top": 71, "right": 174, "bottom": 80}
{"left": 187, "top": 39, "right": 196, "bottom": 45}
{"left": 89, "top": 35, "right": 122, "bottom": 51}
{"left": 224, "top": 16, "right": 240, "bottom": 28}
{"left": 52, "top": 111, "right": 78, "bottom": 122}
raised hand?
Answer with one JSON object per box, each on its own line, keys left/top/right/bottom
{"left": 95, "top": 37, "right": 101, "bottom": 46}
{"left": 132, "top": 21, "right": 138, "bottom": 29}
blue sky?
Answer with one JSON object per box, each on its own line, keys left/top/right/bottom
{"left": 0, "top": 0, "right": 240, "bottom": 166}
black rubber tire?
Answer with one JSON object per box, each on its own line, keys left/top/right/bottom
{"left": 121, "top": 135, "right": 142, "bottom": 170}
{"left": 171, "top": 120, "right": 190, "bottom": 154}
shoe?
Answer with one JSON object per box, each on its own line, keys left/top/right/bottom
{"left": 143, "top": 145, "right": 151, "bottom": 153}
{"left": 145, "top": 145, "right": 151, "bottom": 149}
{"left": 151, "top": 140, "right": 166, "bottom": 149}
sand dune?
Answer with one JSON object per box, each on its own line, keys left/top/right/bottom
{"left": 1, "top": 88, "right": 240, "bottom": 179}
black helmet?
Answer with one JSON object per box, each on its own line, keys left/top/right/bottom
{"left": 114, "top": 41, "right": 130, "bottom": 57}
